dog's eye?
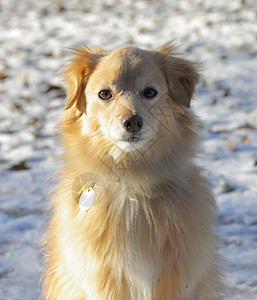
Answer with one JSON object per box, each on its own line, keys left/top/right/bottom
{"left": 142, "top": 87, "right": 157, "bottom": 99}
{"left": 98, "top": 90, "right": 112, "bottom": 100}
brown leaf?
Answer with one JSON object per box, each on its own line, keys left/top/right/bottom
{"left": 30, "top": 117, "right": 38, "bottom": 124}
{"left": 241, "top": 135, "right": 249, "bottom": 143}
{"left": 240, "top": 123, "right": 255, "bottom": 130}
{"left": 0, "top": 67, "right": 7, "bottom": 80}
{"left": 226, "top": 140, "right": 237, "bottom": 152}
{"left": 211, "top": 98, "right": 218, "bottom": 105}
{"left": 45, "top": 51, "right": 55, "bottom": 57}
{"left": 9, "top": 161, "right": 30, "bottom": 171}
{"left": 12, "top": 103, "right": 22, "bottom": 111}
{"left": 57, "top": 3, "right": 65, "bottom": 12}
{"left": 138, "top": 27, "right": 147, "bottom": 33}
{"left": 46, "top": 84, "right": 65, "bottom": 96}
{"left": 21, "top": 96, "right": 32, "bottom": 103}
{"left": 206, "top": 21, "right": 213, "bottom": 27}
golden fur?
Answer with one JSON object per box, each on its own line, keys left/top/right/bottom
{"left": 42, "top": 43, "right": 223, "bottom": 299}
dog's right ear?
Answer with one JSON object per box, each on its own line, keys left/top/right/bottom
{"left": 63, "top": 46, "right": 105, "bottom": 113}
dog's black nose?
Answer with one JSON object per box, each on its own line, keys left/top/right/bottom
{"left": 121, "top": 114, "right": 143, "bottom": 133}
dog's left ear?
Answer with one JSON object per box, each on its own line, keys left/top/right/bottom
{"left": 63, "top": 46, "right": 105, "bottom": 112}
{"left": 157, "top": 43, "right": 200, "bottom": 108}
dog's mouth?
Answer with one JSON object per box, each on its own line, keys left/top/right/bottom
{"left": 111, "top": 133, "right": 145, "bottom": 151}
{"left": 121, "top": 133, "right": 141, "bottom": 143}
{"left": 109, "top": 128, "right": 152, "bottom": 151}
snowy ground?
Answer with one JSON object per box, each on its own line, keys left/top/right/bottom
{"left": 0, "top": 0, "right": 257, "bottom": 299}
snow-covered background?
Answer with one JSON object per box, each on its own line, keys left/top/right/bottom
{"left": 0, "top": 0, "right": 256, "bottom": 299}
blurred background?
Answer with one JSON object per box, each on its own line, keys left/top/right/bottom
{"left": 0, "top": 0, "right": 257, "bottom": 299}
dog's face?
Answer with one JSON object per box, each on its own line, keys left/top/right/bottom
{"left": 63, "top": 44, "right": 199, "bottom": 153}
{"left": 85, "top": 47, "right": 168, "bottom": 150}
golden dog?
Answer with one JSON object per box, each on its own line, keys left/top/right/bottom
{"left": 43, "top": 43, "right": 223, "bottom": 299}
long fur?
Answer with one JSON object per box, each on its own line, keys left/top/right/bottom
{"left": 42, "top": 43, "right": 223, "bottom": 299}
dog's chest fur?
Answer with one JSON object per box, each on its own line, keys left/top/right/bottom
{"left": 67, "top": 183, "right": 197, "bottom": 300}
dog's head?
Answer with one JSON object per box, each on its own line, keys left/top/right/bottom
{"left": 63, "top": 43, "right": 199, "bottom": 154}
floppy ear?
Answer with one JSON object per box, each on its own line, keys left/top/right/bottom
{"left": 157, "top": 43, "right": 200, "bottom": 108}
{"left": 63, "top": 46, "right": 105, "bottom": 112}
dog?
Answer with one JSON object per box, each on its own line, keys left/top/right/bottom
{"left": 43, "top": 43, "right": 223, "bottom": 299}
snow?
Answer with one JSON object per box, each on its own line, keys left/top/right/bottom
{"left": 0, "top": 0, "right": 257, "bottom": 299}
